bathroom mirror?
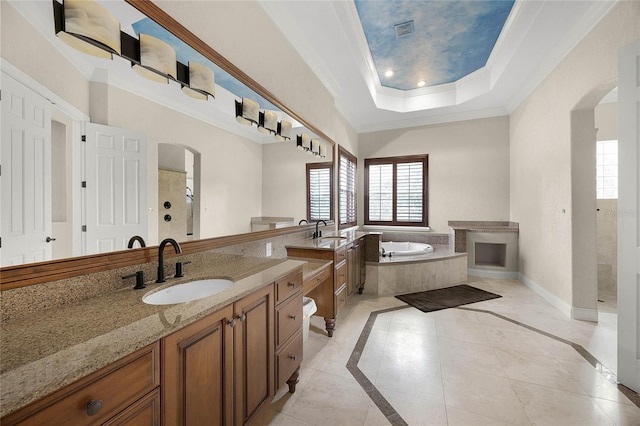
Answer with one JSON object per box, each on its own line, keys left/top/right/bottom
{"left": 1, "top": 0, "right": 335, "bottom": 268}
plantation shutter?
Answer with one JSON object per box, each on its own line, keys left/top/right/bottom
{"left": 368, "top": 163, "right": 393, "bottom": 221}
{"left": 339, "top": 148, "right": 357, "bottom": 227}
{"left": 396, "top": 162, "right": 423, "bottom": 222}
{"left": 308, "top": 166, "right": 332, "bottom": 220}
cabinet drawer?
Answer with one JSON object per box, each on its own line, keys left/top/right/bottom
{"left": 275, "top": 270, "right": 302, "bottom": 303}
{"left": 335, "top": 284, "right": 347, "bottom": 318}
{"left": 303, "top": 265, "right": 331, "bottom": 295}
{"left": 102, "top": 388, "right": 160, "bottom": 426}
{"left": 3, "top": 343, "right": 160, "bottom": 426}
{"left": 276, "top": 332, "right": 303, "bottom": 389}
{"left": 276, "top": 293, "right": 303, "bottom": 348}
{"left": 335, "top": 261, "right": 347, "bottom": 289}
{"left": 335, "top": 247, "right": 347, "bottom": 264}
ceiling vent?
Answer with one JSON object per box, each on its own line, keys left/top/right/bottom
{"left": 394, "top": 20, "right": 414, "bottom": 38}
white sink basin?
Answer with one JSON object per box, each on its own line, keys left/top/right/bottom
{"left": 142, "top": 279, "right": 233, "bottom": 305}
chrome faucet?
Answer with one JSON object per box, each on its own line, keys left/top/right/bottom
{"left": 313, "top": 220, "right": 327, "bottom": 239}
{"left": 156, "top": 238, "right": 182, "bottom": 283}
{"left": 127, "top": 235, "right": 146, "bottom": 248}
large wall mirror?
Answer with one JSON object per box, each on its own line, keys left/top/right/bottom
{"left": 1, "top": 0, "right": 335, "bottom": 273}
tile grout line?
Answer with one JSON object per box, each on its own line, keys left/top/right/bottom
{"left": 346, "top": 305, "right": 410, "bottom": 426}
{"left": 457, "top": 306, "right": 640, "bottom": 409}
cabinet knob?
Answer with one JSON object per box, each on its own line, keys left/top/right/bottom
{"left": 287, "top": 281, "right": 296, "bottom": 287}
{"left": 237, "top": 313, "right": 247, "bottom": 322}
{"left": 85, "top": 399, "right": 103, "bottom": 416}
{"left": 289, "top": 355, "right": 297, "bottom": 361}
{"left": 289, "top": 315, "right": 297, "bottom": 320}
{"left": 227, "top": 319, "right": 236, "bottom": 328}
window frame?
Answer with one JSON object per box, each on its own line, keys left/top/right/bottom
{"left": 306, "top": 161, "right": 334, "bottom": 222}
{"left": 338, "top": 146, "right": 358, "bottom": 229}
{"left": 364, "top": 154, "right": 429, "bottom": 227}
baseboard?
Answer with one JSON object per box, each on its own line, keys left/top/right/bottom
{"left": 571, "top": 307, "right": 599, "bottom": 322}
{"left": 518, "top": 273, "right": 573, "bottom": 318}
{"left": 468, "top": 268, "right": 519, "bottom": 280}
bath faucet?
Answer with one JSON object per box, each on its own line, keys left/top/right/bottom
{"left": 298, "top": 219, "right": 308, "bottom": 225}
{"left": 313, "top": 220, "right": 327, "bottom": 239}
{"left": 127, "top": 235, "right": 146, "bottom": 248}
{"left": 156, "top": 238, "right": 182, "bottom": 283}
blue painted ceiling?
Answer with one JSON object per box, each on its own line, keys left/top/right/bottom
{"left": 354, "top": 0, "right": 515, "bottom": 90}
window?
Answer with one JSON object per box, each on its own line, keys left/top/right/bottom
{"left": 365, "top": 155, "right": 428, "bottom": 226}
{"left": 306, "top": 162, "right": 333, "bottom": 221}
{"left": 596, "top": 140, "right": 618, "bottom": 199}
{"left": 338, "top": 146, "right": 357, "bottom": 228}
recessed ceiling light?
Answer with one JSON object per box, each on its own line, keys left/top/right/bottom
{"left": 417, "top": 80, "right": 426, "bottom": 87}
{"left": 384, "top": 70, "right": 394, "bottom": 78}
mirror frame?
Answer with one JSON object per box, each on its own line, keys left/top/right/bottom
{"left": 0, "top": 0, "right": 336, "bottom": 291}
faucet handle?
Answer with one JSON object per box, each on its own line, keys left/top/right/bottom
{"left": 174, "top": 261, "right": 191, "bottom": 278}
{"left": 123, "top": 271, "right": 146, "bottom": 290}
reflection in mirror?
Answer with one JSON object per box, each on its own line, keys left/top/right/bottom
{"left": 0, "top": 0, "right": 334, "bottom": 267}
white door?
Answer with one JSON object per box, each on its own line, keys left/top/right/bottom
{"left": 83, "top": 123, "right": 147, "bottom": 254}
{"left": 617, "top": 39, "right": 640, "bottom": 393}
{"left": 0, "top": 73, "right": 52, "bottom": 266}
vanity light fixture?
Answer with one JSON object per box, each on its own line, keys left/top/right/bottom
{"left": 258, "top": 110, "right": 278, "bottom": 134}
{"left": 275, "top": 120, "right": 292, "bottom": 141}
{"left": 235, "top": 98, "right": 259, "bottom": 125}
{"left": 182, "top": 61, "right": 215, "bottom": 100}
{"left": 296, "top": 133, "right": 311, "bottom": 151}
{"left": 132, "top": 34, "right": 177, "bottom": 84}
{"left": 319, "top": 143, "right": 327, "bottom": 158}
{"left": 53, "top": 0, "right": 121, "bottom": 59}
{"left": 311, "top": 139, "right": 322, "bottom": 156}
{"left": 52, "top": 0, "right": 217, "bottom": 102}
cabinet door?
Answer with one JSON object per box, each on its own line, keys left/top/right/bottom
{"left": 234, "top": 285, "right": 274, "bottom": 425}
{"left": 162, "top": 305, "right": 234, "bottom": 426}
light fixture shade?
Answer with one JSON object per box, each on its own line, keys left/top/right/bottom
{"left": 258, "top": 110, "right": 278, "bottom": 134}
{"left": 235, "top": 98, "right": 259, "bottom": 125}
{"left": 275, "top": 120, "right": 292, "bottom": 141}
{"left": 311, "top": 139, "right": 322, "bottom": 156}
{"left": 319, "top": 144, "right": 327, "bottom": 158}
{"left": 56, "top": 0, "right": 121, "bottom": 59}
{"left": 297, "top": 133, "right": 311, "bottom": 151}
{"left": 182, "top": 61, "right": 215, "bottom": 100}
{"left": 133, "top": 34, "right": 177, "bottom": 83}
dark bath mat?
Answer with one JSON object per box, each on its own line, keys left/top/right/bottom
{"left": 396, "top": 284, "right": 501, "bottom": 313}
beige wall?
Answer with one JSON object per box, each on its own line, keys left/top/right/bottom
{"left": 358, "top": 116, "right": 511, "bottom": 233}
{"left": 105, "top": 85, "right": 264, "bottom": 245}
{"left": 509, "top": 1, "right": 639, "bottom": 315}
{"left": 1, "top": 2, "right": 90, "bottom": 116}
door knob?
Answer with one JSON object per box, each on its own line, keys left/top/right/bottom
{"left": 46, "top": 236, "right": 56, "bottom": 243}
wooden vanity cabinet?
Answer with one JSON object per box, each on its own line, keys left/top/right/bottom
{"left": 287, "top": 242, "right": 364, "bottom": 337}
{"left": 347, "top": 239, "right": 366, "bottom": 296}
{"left": 162, "top": 304, "right": 234, "bottom": 426}
{"left": 274, "top": 270, "right": 303, "bottom": 393}
{"left": 162, "top": 285, "right": 274, "bottom": 426}
{"left": 1, "top": 342, "right": 161, "bottom": 426}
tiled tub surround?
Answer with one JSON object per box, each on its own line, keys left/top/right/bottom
{"left": 0, "top": 252, "right": 309, "bottom": 417}
{"left": 365, "top": 232, "right": 468, "bottom": 296}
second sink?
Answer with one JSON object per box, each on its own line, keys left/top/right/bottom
{"left": 143, "top": 279, "right": 233, "bottom": 305}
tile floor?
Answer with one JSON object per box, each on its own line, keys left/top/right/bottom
{"left": 255, "top": 276, "right": 640, "bottom": 425}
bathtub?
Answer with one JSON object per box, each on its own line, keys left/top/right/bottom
{"left": 380, "top": 241, "right": 434, "bottom": 256}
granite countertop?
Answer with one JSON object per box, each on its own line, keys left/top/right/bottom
{"left": 285, "top": 231, "right": 369, "bottom": 251}
{"left": 0, "top": 256, "right": 308, "bottom": 417}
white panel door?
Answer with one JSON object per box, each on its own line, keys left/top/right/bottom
{"left": 617, "top": 39, "right": 640, "bottom": 393}
{"left": 1, "top": 73, "right": 52, "bottom": 266}
{"left": 84, "top": 123, "right": 147, "bottom": 254}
